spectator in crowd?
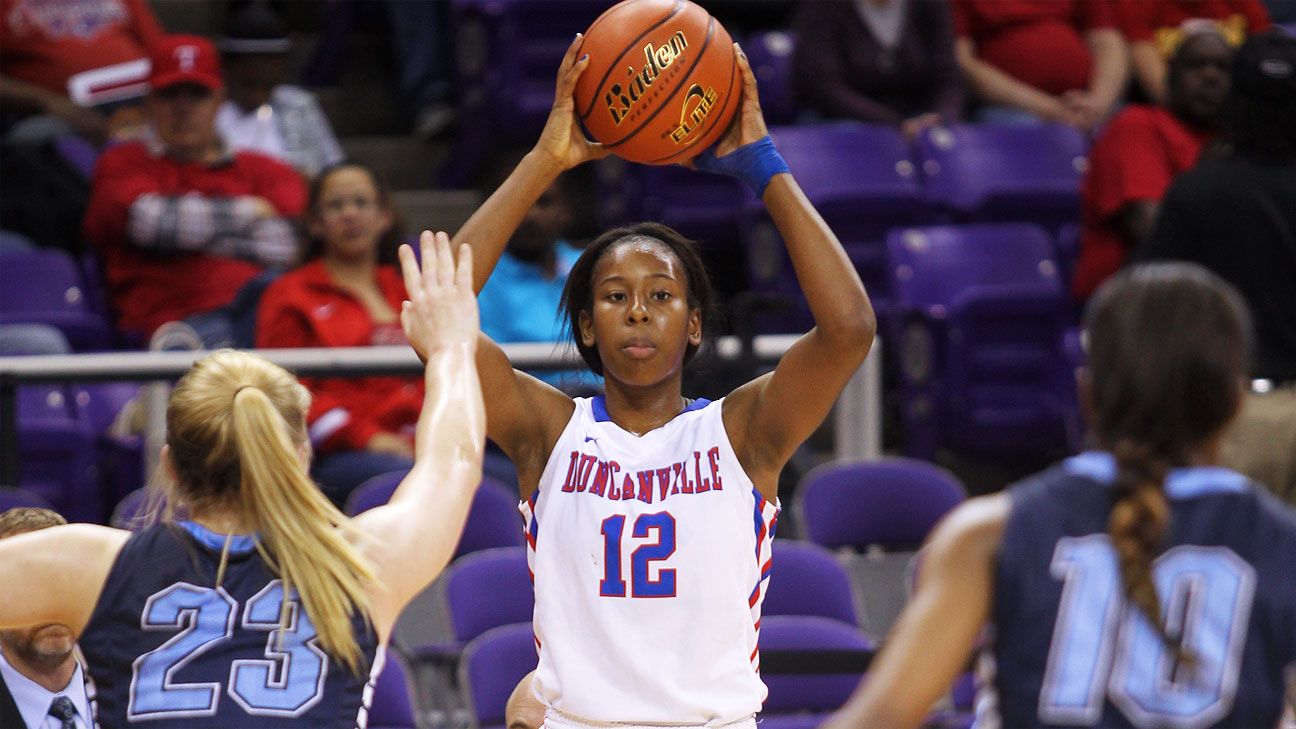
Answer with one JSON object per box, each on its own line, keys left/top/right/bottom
{"left": 1072, "top": 28, "right": 1231, "bottom": 301}
{"left": 216, "top": 1, "right": 344, "bottom": 179}
{"left": 0, "top": 507, "right": 91, "bottom": 729}
{"left": 952, "top": 0, "right": 1128, "bottom": 131}
{"left": 1119, "top": 0, "right": 1270, "bottom": 103}
{"left": 476, "top": 150, "right": 600, "bottom": 392}
{"left": 0, "top": 0, "right": 163, "bottom": 142}
{"left": 83, "top": 35, "right": 305, "bottom": 342}
{"left": 256, "top": 162, "right": 417, "bottom": 505}
{"left": 791, "top": 0, "right": 962, "bottom": 137}
{"left": 1135, "top": 30, "right": 1296, "bottom": 505}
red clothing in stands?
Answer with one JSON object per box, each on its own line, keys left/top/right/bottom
{"left": 1072, "top": 105, "right": 1212, "bottom": 300}
{"left": 952, "top": 0, "right": 1116, "bottom": 96}
{"left": 0, "top": 0, "right": 163, "bottom": 94}
{"left": 1118, "top": 0, "right": 1269, "bottom": 53}
{"left": 256, "top": 259, "right": 423, "bottom": 454}
{"left": 83, "top": 141, "right": 307, "bottom": 337}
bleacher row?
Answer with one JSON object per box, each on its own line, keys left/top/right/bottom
{"left": 0, "top": 456, "right": 972, "bottom": 728}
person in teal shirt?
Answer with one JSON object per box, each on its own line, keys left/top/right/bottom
{"left": 477, "top": 161, "right": 601, "bottom": 392}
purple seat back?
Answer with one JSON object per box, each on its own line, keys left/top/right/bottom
{"left": 888, "top": 223, "right": 1063, "bottom": 312}
{"left": 915, "top": 123, "right": 1086, "bottom": 228}
{"left": 796, "top": 458, "right": 965, "bottom": 550}
{"left": 0, "top": 487, "right": 54, "bottom": 511}
{"left": 52, "top": 135, "right": 99, "bottom": 180}
{"left": 763, "top": 540, "right": 857, "bottom": 625}
{"left": 347, "top": 473, "right": 523, "bottom": 558}
{"left": 458, "top": 622, "right": 537, "bottom": 726}
{"left": 368, "top": 652, "right": 417, "bottom": 729}
{"left": 0, "top": 249, "right": 110, "bottom": 350}
{"left": 446, "top": 546, "right": 534, "bottom": 643}
{"left": 746, "top": 31, "right": 797, "bottom": 124}
{"left": 74, "top": 382, "right": 139, "bottom": 434}
{"left": 758, "top": 616, "right": 874, "bottom": 714}
{"left": 13, "top": 385, "right": 100, "bottom": 521}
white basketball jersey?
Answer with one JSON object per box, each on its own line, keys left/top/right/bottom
{"left": 522, "top": 396, "right": 779, "bottom": 725}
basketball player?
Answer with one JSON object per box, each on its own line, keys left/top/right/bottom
{"left": 0, "top": 231, "right": 485, "bottom": 727}
{"left": 823, "top": 263, "right": 1296, "bottom": 729}
{"left": 419, "top": 36, "right": 876, "bottom": 727}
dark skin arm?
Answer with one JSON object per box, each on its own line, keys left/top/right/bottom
{"left": 431, "top": 36, "right": 609, "bottom": 497}
{"left": 719, "top": 49, "right": 877, "bottom": 501}
{"left": 822, "top": 495, "right": 1009, "bottom": 729}
{"left": 1120, "top": 200, "right": 1160, "bottom": 247}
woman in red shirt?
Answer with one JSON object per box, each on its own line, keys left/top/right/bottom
{"left": 256, "top": 162, "right": 421, "bottom": 505}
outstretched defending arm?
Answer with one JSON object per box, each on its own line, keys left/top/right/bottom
{"left": 354, "top": 231, "right": 487, "bottom": 640}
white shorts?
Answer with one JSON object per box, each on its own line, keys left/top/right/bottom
{"left": 542, "top": 709, "right": 758, "bottom": 729}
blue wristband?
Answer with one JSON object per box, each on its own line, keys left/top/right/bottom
{"left": 694, "top": 135, "right": 790, "bottom": 196}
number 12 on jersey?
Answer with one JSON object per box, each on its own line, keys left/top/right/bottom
{"left": 600, "top": 512, "right": 677, "bottom": 598}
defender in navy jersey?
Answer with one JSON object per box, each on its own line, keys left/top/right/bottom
{"left": 0, "top": 231, "right": 487, "bottom": 728}
{"left": 826, "top": 264, "right": 1296, "bottom": 729}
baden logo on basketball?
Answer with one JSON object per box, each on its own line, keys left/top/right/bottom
{"left": 605, "top": 31, "right": 689, "bottom": 126}
{"left": 575, "top": 0, "right": 739, "bottom": 165}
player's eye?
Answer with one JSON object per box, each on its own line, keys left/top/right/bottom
{"left": 652, "top": 290, "right": 671, "bottom": 301}
{"left": 606, "top": 291, "right": 626, "bottom": 302}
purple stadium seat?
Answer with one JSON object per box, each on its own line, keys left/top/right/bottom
{"left": 75, "top": 382, "right": 145, "bottom": 505}
{"left": 441, "top": 0, "right": 607, "bottom": 185}
{"left": 14, "top": 385, "right": 100, "bottom": 522}
{"left": 445, "top": 546, "right": 534, "bottom": 644}
{"left": 52, "top": 134, "right": 99, "bottom": 180}
{"left": 915, "top": 123, "right": 1087, "bottom": 230}
{"left": 457, "top": 622, "right": 537, "bottom": 729}
{"left": 347, "top": 472, "right": 523, "bottom": 559}
{"left": 744, "top": 123, "right": 934, "bottom": 330}
{"left": 1055, "top": 222, "right": 1080, "bottom": 283}
{"left": 368, "top": 651, "right": 418, "bottom": 729}
{"left": 0, "top": 486, "right": 54, "bottom": 511}
{"left": 795, "top": 458, "right": 965, "bottom": 551}
{"left": 887, "top": 223, "right": 1074, "bottom": 457}
{"left": 757, "top": 615, "right": 875, "bottom": 725}
{"left": 746, "top": 30, "right": 797, "bottom": 125}
{"left": 763, "top": 540, "right": 858, "bottom": 626}
{"left": 0, "top": 249, "right": 111, "bottom": 351}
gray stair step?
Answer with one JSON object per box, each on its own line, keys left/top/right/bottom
{"left": 391, "top": 190, "right": 482, "bottom": 237}
{"left": 341, "top": 135, "right": 447, "bottom": 191}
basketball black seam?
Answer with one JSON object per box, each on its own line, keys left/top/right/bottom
{"left": 603, "top": 12, "right": 716, "bottom": 150}
{"left": 644, "top": 30, "right": 737, "bottom": 164}
{"left": 577, "top": 0, "right": 686, "bottom": 121}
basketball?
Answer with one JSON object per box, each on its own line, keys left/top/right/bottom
{"left": 573, "top": 0, "right": 740, "bottom": 165}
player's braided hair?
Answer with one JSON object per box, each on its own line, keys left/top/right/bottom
{"left": 1085, "top": 263, "right": 1250, "bottom": 662}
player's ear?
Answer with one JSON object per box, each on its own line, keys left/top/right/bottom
{"left": 687, "top": 307, "right": 702, "bottom": 346}
{"left": 579, "top": 309, "right": 595, "bottom": 348}
{"left": 159, "top": 444, "right": 178, "bottom": 485}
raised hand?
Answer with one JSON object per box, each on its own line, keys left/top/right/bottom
{"left": 534, "top": 33, "right": 609, "bottom": 171}
{"left": 708, "top": 45, "right": 769, "bottom": 159}
{"left": 399, "top": 231, "right": 479, "bottom": 356}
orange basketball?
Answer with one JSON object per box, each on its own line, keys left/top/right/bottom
{"left": 573, "top": 0, "right": 740, "bottom": 165}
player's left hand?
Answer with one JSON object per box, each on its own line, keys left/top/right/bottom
{"left": 702, "top": 45, "right": 768, "bottom": 160}
{"left": 399, "top": 231, "right": 479, "bottom": 356}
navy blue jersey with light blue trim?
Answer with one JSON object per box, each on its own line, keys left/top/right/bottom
{"left": 983, "top": 452, "right": 1296, "bottom": 729}
{"left": 79, "top": 522, "right": 380, "bottom": 728}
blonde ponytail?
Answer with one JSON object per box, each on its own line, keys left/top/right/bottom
{"left": 165, "top": 350, "right": 376, "bottom": 675}
{"left": 230, "top": 386, "right": 375, "bottom": 674}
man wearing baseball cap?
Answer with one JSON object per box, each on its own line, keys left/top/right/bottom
{"left": 1136, "top": 30, "right": 1296, "bottom": 507}
{"left": 83, "top": 34, "right": 307, "bottom": 343}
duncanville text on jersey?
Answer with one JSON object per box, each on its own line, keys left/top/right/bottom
{"left": 558, "top": 447, "right": 726, "bottom": 503}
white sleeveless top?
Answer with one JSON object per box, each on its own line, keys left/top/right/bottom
{"left": 522, "top": 396, "right": 780, "bottom": 725}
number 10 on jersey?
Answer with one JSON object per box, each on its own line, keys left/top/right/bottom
{"left": 600, "top": 512, "right": 677, "bottom": 598}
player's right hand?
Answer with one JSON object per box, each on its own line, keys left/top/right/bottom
{"left": 535, "top": 32, "right": 609, "bottom": 171}
{"left": 399, "top": 231, "right": 479, "bottom": 355}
